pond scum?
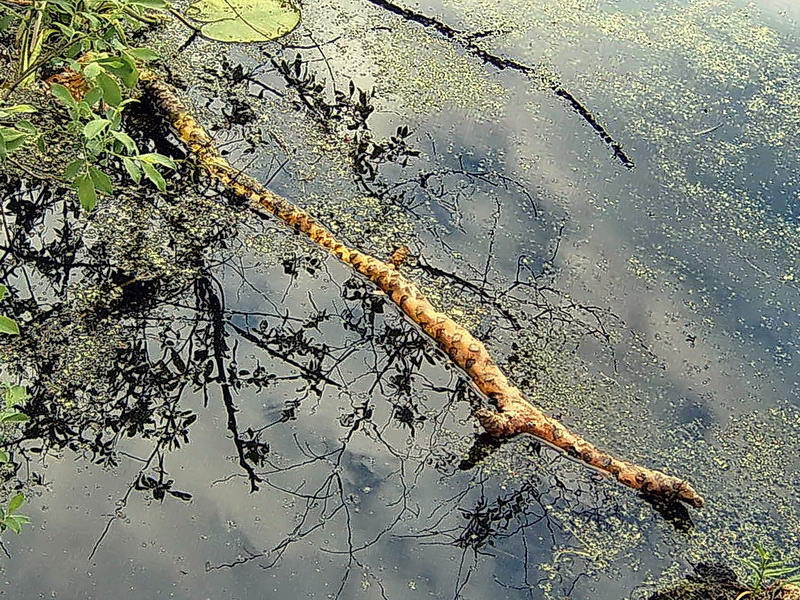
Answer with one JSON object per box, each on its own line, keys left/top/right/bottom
{"left": 1, "top": 0, "right": 800, "bottom": 598}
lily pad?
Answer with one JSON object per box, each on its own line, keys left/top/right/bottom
{"left": 185, "top": 0, "right": 301, "bottom": 43}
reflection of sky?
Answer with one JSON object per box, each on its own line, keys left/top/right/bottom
{"left": 4, "top": 0, "right": 800, "bottom": 598}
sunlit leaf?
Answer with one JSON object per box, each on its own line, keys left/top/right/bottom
{"left": 122, "top": 157, "right": 142, "bottom": 183}
{"left": 0, "top": 104, "right": 36, "bottom": 115}
{"left": 142, "top": 162, "right": 166, "bottom": 191}
{"left": 184, "top": 0, "right": 300, "bottom": 43}
{"left": 5, "top": 515, "right": 21, "bottom": 534}
{"left": 129, "top": 0, "right": 168, "bottom": 8}
{"left": 7, "top": 493, "right": 24, "bottom": 513}
{"left": 49, "top": 82, "right": 77, "bottom": 107}
{"left": 83, "top": 118, "right": 111, "bottom": 139}
{"left": 83, "top": 62, "right": 103, "bottom": 78}
{"left": 0, "top": 316, "right": 19, "bottom": 335}
{"left": 1, "top": 412, "right": 28, "bottom": 423}
{"left": 5, "top": 385, "right": 27, "bottom": 405}
{"left": 127, "top": 47, "right": 160, "bottom": 62}
{"left": 97, "top": 72, "right": 122, "bottom": 106}
{"left": 138, "top": 152, "right": 176, "bottom": 169}
{"left": 112, "top": 131, "right": 137, "bottom": 153}
{"left": 76, "top": 174, "right": 97, "bottom": 211}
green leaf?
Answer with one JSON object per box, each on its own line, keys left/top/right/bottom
{"left": 49, "top": 83, "right": 77, "bottom": 108}
{"left": 0, "top": 451, "right": 9, "bottom": 464}
{"left": 103, "top": 54, "right": 140, "bottom": 89}
{"left": 0, "top": 412, "right": 28, "bottom": 423}
{"left": 138, "top": 152, "right": 176, "bottom": 169}
{"left": 0, "top": 127, "right": 29, "bottom": 154}
{"left": 0, "top": 104, "right": 36, "bottom": 115}
{"left": 7, "top": 493, "right": 24, "bottom": 514}
{"left": 127, "top": 47, "right": 160, "bottom": 62}
{"left": 142, "top": 162, "right": 166, "bottom": 191}
{"left": 65, "top": 41, "right": 84, "bottom": 59}
{"left": 76, "top": 174, "right": 97, "bottom": 211}
{"left": 89, "top": 167, "right": 114, "bottom": 194}
{"left": 111, "top": 131, "right": 137, "bottom": 153}
{"left": 64, "top": 159, "right": 85, "bottom": 181}
{"left": 83, "top": 118, "right": 111, "bottom": 139}
{"left": 98, "top": 58, "right": 125, "bottom": 70}
{"left": 0, "top": 13, "right": 16, "bottom": 33}
{"left": 83, "top": 62, "right": 103, "bottom": 79}
{"left": 0, "top": 127, "right": 26, "bottom": 143}
{"left": 5, "top": 515, "right": 21, "bottom": 534}
{"left": 0, "top": 316, "right": 19, "bottom": 335}
{"left": 0, "top": 285, "right": 6, "bottom": 301}
{"left": 129, "top": 0, "right": 168, "bottom": 7}
{"left": 97, "top": 72, "right": 122, "bottom": 107}
{"left": 122, "top": 157, "right": 142, "bottom": 183}
{"left": 184, "top": 0, "right": 301, "bottom": 43}
{"left": 84, "top": 86, "right": 104, "bottom": 107}
{"left": 765, "top": 566, "right": 800, "bottom": 578}
{"left": 5, "top": 385, "right": 27, "bottom": 405}
{"left": 14, "top": 119, "right": 38, "bottom": 134}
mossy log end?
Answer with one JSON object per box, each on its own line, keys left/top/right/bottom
{"left": 138, "top": 71, "right": 704, "bottom": 509}
{"left": 650, "top": 580, "right": 800, "bottom": 600}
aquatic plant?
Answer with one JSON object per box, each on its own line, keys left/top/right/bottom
{"left": 184, "top": 0, "right": 300, "bottom": 43}
{"left": 0, "top": 102, "right": 39, "bottom": 162}
{"left": 0, "top": 489, "right": 29, "bottom": 535}
{"left": 740, "top": 544, "right": 800, "bottom": 594}
{"left": 0, "top": 0, "right": 302, "bottom": 207}
{"left": 0, "top": 0, "right": 168, "bottom": 93}
{"left": 648, "top": 561, "right": 800, "bottom": 600}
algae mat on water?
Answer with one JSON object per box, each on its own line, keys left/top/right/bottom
{"left": 185, "top": 0, "right": 300, "bottom": 42}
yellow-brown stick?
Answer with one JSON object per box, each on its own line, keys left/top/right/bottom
{"left": 139, "top": 71, "right": 704, "bottom": 508}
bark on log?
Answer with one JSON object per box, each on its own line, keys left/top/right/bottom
{"left": 783, "top": 584, "right": 800, "bottom": 600}
{"left": 138, "top": 71, "right": 704, "bottom": 508}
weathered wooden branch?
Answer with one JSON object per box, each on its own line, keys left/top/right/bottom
{"left": 138, "top": 70, "right": 703, "bottom": 508}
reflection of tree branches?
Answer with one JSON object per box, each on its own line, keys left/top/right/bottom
{"left": 362, "top": 0, "right": 635, "bottom": 169}
{"left": 196, "top": 275, "right": 263, "bottom": 491}
{"left": 230, "top": 53, "right": 620, "bottom": 354}
{"left": 0, "top": 56, "right": 660, "bottom": 599}
{"left": 384, "top": 161, "right": 538, "bottom": 227}
{"left": 228, "top": 314, "right": 341, "bottom": 390}
{"left": 261, "top": 51, "right": 538, "bottom": 233}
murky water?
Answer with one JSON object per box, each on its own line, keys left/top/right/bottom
{"left": 1, "top": 0, "right": 798, "bottom": 598}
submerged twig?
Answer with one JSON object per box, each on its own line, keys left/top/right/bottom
{"left": 693, "top": 122, "right": 723, "bottom": 136}
{"left": 138, "top": 70, "right": 702, "bottom": 508}
{"left": 362, "top": 0, "right": 635, "bottom": 169}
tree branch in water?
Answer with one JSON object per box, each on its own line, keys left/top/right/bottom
{"left": 138, "top": 70, "right": 702, "bottom": 508}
